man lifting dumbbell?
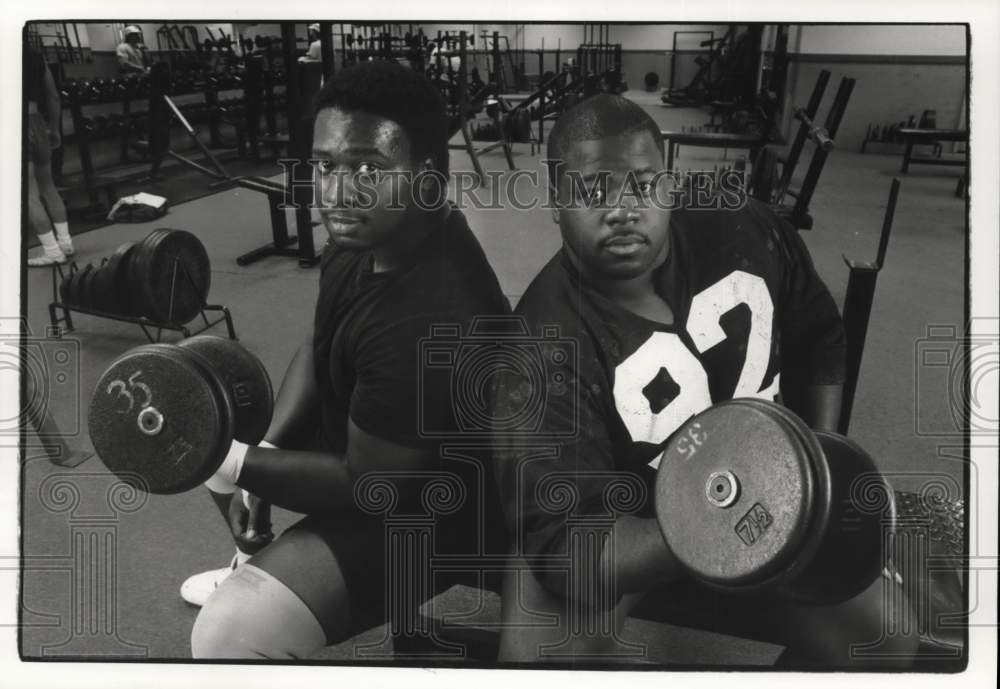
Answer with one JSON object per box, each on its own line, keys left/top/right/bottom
{"left": 90, "top": 61, "right": 509, "bottom": 659}
{"left": 491, "top": 95, "right": 918, "bottom": 666}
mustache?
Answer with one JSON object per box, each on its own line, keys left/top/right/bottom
{"left": 600, "top": 231, "right": 649, "bottom": 247}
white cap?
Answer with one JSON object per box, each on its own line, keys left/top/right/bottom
{"left": 308, "top": 23, "right": 320, "bottom": 33}
{"left": 124, "top": 25, "right": 141, "bottom": 36}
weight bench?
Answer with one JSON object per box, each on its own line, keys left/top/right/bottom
{"left": 234, "top": 176, "right": 320, "bottom": 267}
{"left": 407, "top": 482, "right": 964, "bottom": 666}
{"left": 898, "top": 128, "right": 968, "bottom": 174}
{"left": 414, "top": 583, "right": 782, "bottom": 664}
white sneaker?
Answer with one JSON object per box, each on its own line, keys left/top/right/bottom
{"left": 57, "top": 237, "right": 76, "bottom": 257}
{"left": 27, "top": 248, "right": 67, "bottom": 267}
{"left": 180, "top": 551, "right": 250, "bottom": 607}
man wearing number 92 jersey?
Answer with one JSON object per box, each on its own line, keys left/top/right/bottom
{"left": 492, "top": 95, "right": 917, "bottom": 666}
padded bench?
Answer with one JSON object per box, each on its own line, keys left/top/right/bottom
{"left": 898, "top": 128, "right": 967, "bottom": 174}
{"left": 414, "top": 583, "right": 782, "bottom": 665}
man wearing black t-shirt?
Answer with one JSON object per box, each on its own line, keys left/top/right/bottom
{"left": 190, "top": 61, "right": 509, "bottom": 658}
{"left": 492, "top": 95, "right": 917, "bottom": 666}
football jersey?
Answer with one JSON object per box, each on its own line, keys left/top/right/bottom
{"left": 492, "top": 199, "right": 845, "bottom": 592}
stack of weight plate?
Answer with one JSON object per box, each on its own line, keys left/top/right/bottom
{"left": 57, "top": 229, "right": 211, "bottom": 325}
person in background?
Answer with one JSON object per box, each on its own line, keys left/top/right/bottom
{"left": 298, "top": 24, "right": 322, "bottom": 63}
{"left": 25, "top": 45, "right": 76, "bottom": 267}
{"left": 116, "top": 25, "right": 148, "bottom": 74}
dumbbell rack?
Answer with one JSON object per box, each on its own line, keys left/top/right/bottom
{"left": 60, "top": 80, "right": 132, "bottom": 218}
{"left": 47, "top": 261, "right": 236, "bottom": 343}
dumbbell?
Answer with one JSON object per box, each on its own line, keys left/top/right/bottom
{"left": 60, "top": 78, "right": 79, "bottom": 102}
{"left": 72, "top": 79, "right": 92, "bottom": 103}
{"left": 89, "top": 336, "right": 274, "bottom": 495}
{"left": 93, "top": 78, "right": 115, "bottom": 102}
{"left": 654, "top": 399, "right": 892, "bottom": 605}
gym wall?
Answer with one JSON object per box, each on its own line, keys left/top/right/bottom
{"left": 781, "top": 24, "right": 967, "bottom": 151}
{"left": 607, "top": 24, "right": 730, "bottom": 92}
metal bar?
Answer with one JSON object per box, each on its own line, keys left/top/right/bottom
{"left": 319, "top": 21, "right": 335, "bottom": 81}
{"left": 793, "top": 107, "right": 834, "bottom": 151}
{"left": 282, "top": 22, "right": 319, "bottom": 267}
{"left": 838, "top": 179, "right": 899, "bottom": 434}
{"left": 875, "top": 178, "right": 900, "bottom": 268}
{"left": 776, "top": 69, "right": 830, "bottom": 203}
{"left": 162, "top": 95, "right": 232, "bottom": 180}
{"left": 48, "top": 302, "right": 233, "bottom": 342}
{"left": 791, "top": 76, "right": 855, "bottom": 224}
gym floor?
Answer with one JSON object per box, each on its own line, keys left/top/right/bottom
{"left": 18, "top": 92, "right": 967, "bottom": 663}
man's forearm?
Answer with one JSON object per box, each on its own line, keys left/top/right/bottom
{"left": 785, "top": 382, "right": 843, "bottom": 432}
{"left": 548, "top": 514, "right": 681, "bottom": 605}
{"left": 237, "top": 447, "right": 354, "bottom": 515}
{"left": 603, "top": 515, "right": 682, "bottom": 594}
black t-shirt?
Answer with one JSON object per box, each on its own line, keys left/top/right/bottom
{"left": 312, "top": 207, "right": 512, "bottom": 554}
{"left": 492, "top": 199, "right": 846, "bottom": 593}
{"left": 313, "top": 207, "right": 511, "bottom": 452}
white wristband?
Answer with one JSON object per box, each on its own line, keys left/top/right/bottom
{"left": 204, "top": 440, "right": 248, "bottom": 493}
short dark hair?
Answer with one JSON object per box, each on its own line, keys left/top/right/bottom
{"left": 313, "top": 61, "right": 450, "bottom": 175}
{"left": 546, "top": 94, "right": 664, "bottom": 188}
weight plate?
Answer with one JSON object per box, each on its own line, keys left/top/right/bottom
{"left": 127, "top": 229, "right": 168, "bottom": 319}
{"left": 734, "top": 398, "right": 833, "bottom": 590}
{"left": 89, "top": 263, "right": 111, "bottom": 313}
{"left": 59, "top": 268, "right": 75, "bottom": 305}
{"left": 65, "top": 266, "right": 85, "bottom": 306}
{"left": 88, "top": 343, "right": 235, "bottom": 494}
{"left": 654, "top": 399, "right": 819, "bottom": 588}
{"left": 129, "top": 229, "right": 211, "bottom": 324}
{"left": 178, "top": 336, "right": 274, "bottom": 445}
{"left": 93, "top": 241, "right": 137, "bottom": 315}
{"left": 787, "top": 431, "right": 892, "bottom": 605}
{"left": 80, "top": 264, "right": 101, "bottom": 310}
{"left": 75, "top": 264, "right": 96, "bottom": 309}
